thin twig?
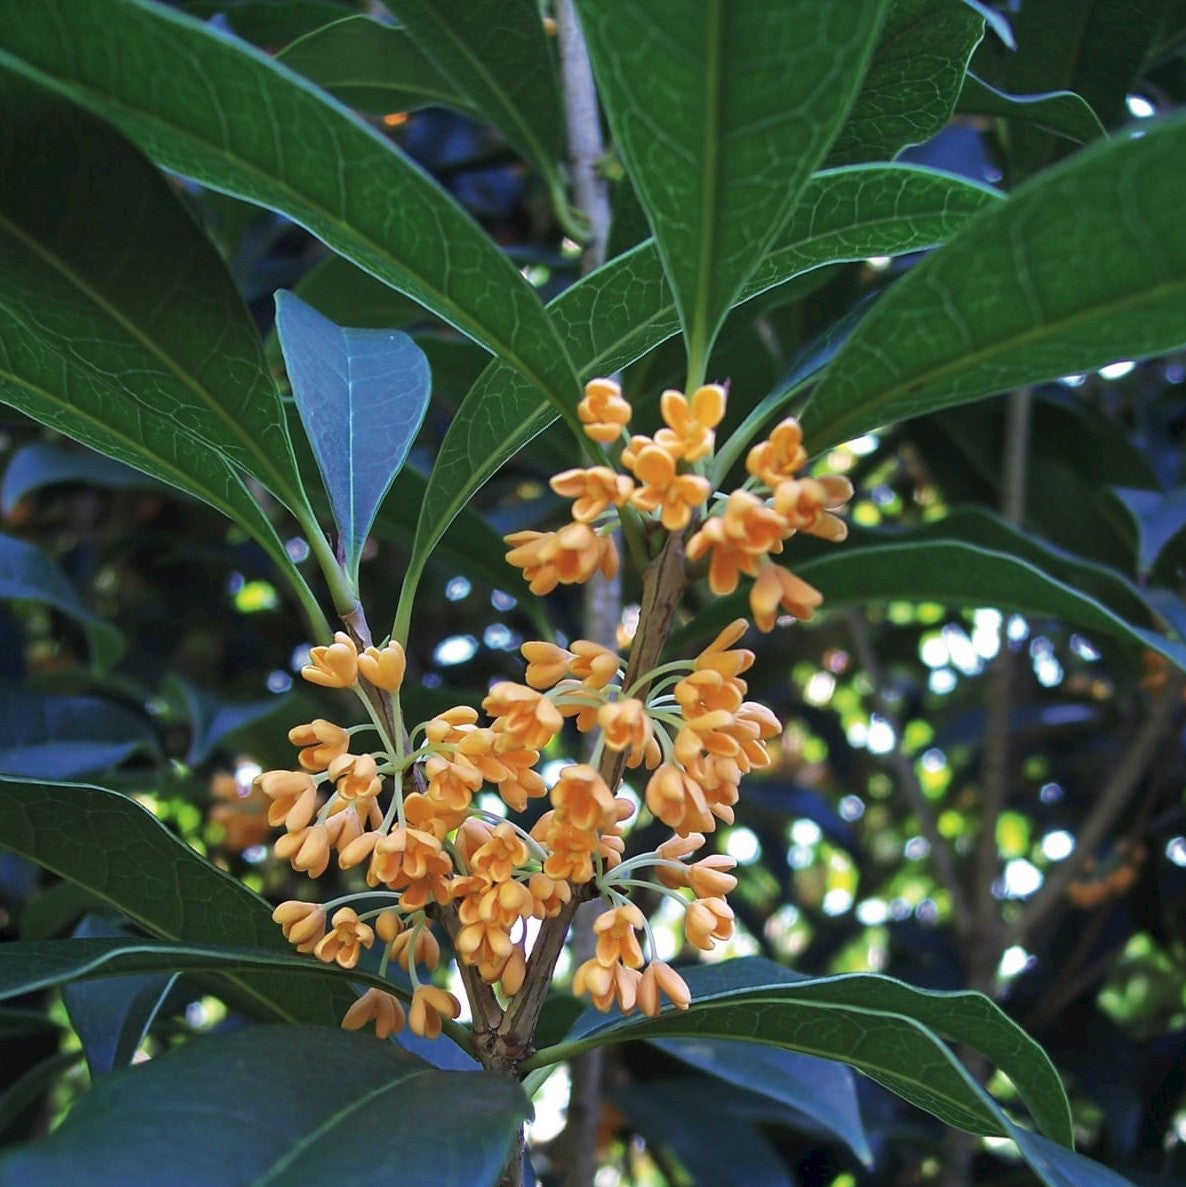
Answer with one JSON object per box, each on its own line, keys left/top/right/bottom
{"left": 845, "top": 608, "right": 973, "bottom": 928}
{"left": 971, "top": 388, "right": 1032, "bottom": 982}
{"left": 1007, "top": 670, "right": 1185, "bottom": 948}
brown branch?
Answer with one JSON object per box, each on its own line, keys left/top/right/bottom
{"left": 1007, "top": 670, "right": 1186, "bottom": 948}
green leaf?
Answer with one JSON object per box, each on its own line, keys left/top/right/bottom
{"left": 1008, "top": 1125, "right": 1138, "bottom": 1187}
{"left": 0, "top": 776, "right": 356, "bottom": 1027}
{"left": 826, "top": 0, "right": 986, "bottom": 166}
{"left": 164, "top": 675, "right": 285, "bottom": 767}
{"left": 277, "top": 15, "right": 475, "bottom": 115}
{"left": 654, "top": 1038, "right": 872, "bottom": 1165}
{"left": 0, "top": 64, "right": 311, "bottom": 601}
{"left": 957, "top": 73, "right": 1106, "bottom": 146}
{"left": 0, "top": 1052, "right": 80, "bottom": 1144}
{"left": 0, "top": 691, "right": 159, "bottom": 779}
{"left": 534, "top": 959, "right": 1071, "bottom": 1144}
{"left": 0, "top": 533, "right": 123, "bottom": 669}
{"left": 0, "top": 1025, "right": 529, "bottom": 1187}
{"left": 0, "top": 937, "right": 408, "bottom": 1006}
{"left": 0, "top": 0, "right": 581, "bottom": 432}
{"left": 383, "top": 0, "right": 565, "bottom": 187}
{"left": 797, "top": 541, "right": 1186, "bottom": 670}
{"left": 275, "top": 291, "right": 431, "bottom": 582}
{"left": 181, "top": 0, "right": 357, "bottom": 48}
{"left": 404, "top": 164, "right": 999, "bottom": 622}
{"left": 1114, "top": 486, "right": 1186, "bottom": 578}
{"left": 60, "top": 917, "right": 178, "bottom": 1077}
{"left": 574, "top": 0, "right": 889, "bottom": 375}
{"left": 800, "top": 114, "right": 1186, "bottom": 453}
{"left": 1, "top": 442, "right": 154, "bottom": 517}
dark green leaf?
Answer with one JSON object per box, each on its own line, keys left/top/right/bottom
{"left": 0, "top": 65, "right": 310, "bottom": 595}
{"left": 1008, "top": 1124, "right": 1138, "bottom": 1187}
{"left": 0, "top": 776, "right": 356, "bottom": 1027}
{"left": 961, "top": 1, "right": 1015, "bottom": 49}
{"left": 406, "top": 165, "right": 998, "bottom": 617}
{"left": 1114, "top": 487, "right": 1186, "bottom": 577}
{"left": 616, "top": 1080, "right": 794, "bottom": 1187}
{"left": 574, "top": 0, "right": 888, "bottom": 372}
{"left": 277, "top": 15, "right": 474, "bottom": 115}
{"left": 0, "top": 1052, "right": 80, "bottom": 1142}
{"left": 800, "top": 114, "right": 1186, "bottom": 453}
{"left": 164, "top": 675, "right": 284, "bottom": 768}
{"left": 0, "top": 690, "right": 158, "bottom": 779}
{"left": 61, "top": 917, "right": 177, "bottom": 1077}
{"left": 286, "top": 254, "right": 432, "bottom": 330}
{"left": 0, "top": 938, "right": 411, "bottom": 1006}
{"left": 797, "top": 541, "right": 1186, "bottom": 670}
{"left": 826, "top": 0, "right": 985, "bottom": 166}
{"left": 0, "top": 534, "right": 123, "bottom": 669}
{"left": 957, "top": 73, "right": 1106, "bottom": 145}
{"left": 1, "top": 442, "right": 154, "bottom": 517}
{"left": 276, "top": 292, "right": 431, "bottom": 581}
{"left": 181, "top": 0, "right": 358, "bottom": 48}
{"left": 654, "top": 1038, "right": 872, "bottom": 1165}
{"left": 536, "top": 959, "right": 1071, "bottom": 1143}
{"left": 0, "top": 0, "right": 581, "bottom": 432}
{"left": 383, "top": 0, "right": 565, "bottom": 186}
{"left": 0, "top": 1025, "right": 529, "bottom": 1187}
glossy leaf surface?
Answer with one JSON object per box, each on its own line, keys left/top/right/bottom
{"left": 801, "top": 114, "right": 1186, "bottom": 452}
{"left": 826, "top": 0, "right": 985, "bottom": 165}
{"left": 540, "top": 959, "right": 1071, "bottom": 1145}
{"left": 958, "top": 73, "right": 1106, "bottom": 145}
{"left": 0, "top": 1026, "right": 529, "bottom": 1187}
{"left": 277, "top": 15, "right": 473, "bottom": 115}
{"left": 276, "top": 291, "right": 431, "bottom": 581}
{"left": 407, "top": 165, "right": 999, "bottom": 614}
{"left": 383, "top": 0, "right": 565, "bottom": 187}
{"left": 574, "top": 0, "right": 888, "bottom": 370}
{"left": 0, "top": 0, "right": 581, "bottom": 430}
{"left": 0, "top": 777, "right": 355, "bottom": 1027}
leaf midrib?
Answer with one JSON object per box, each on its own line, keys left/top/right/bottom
{"left": 0, "top": 27, "right": 577, "bottom": 422}
{"left": 0, "top": 206, "right": 300, "bottom": 510}
{"left": 808, "top": 271, "right": 1186, "bottom": 450}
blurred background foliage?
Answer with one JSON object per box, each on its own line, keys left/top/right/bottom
{"left": 2, "top": 1, "right": 1186, "bottom": 1184}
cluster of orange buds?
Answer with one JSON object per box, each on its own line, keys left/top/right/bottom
{"left": 1066, "top": 840, "right": 1147, "bottom": 909}
{"left": 505, "top": 377, "right": 852, "bottom": 631}
{"left": 262, "top": 377, "right": 851, "bottom": 1039}
{"left": 207, "top": 767, "right": 270, "bottom": 853}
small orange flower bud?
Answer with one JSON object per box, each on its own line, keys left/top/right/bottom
{"left": 342, "top": 987, "right": 405, "bottom": 1039}
{"left": 272, "top": 900, "right": 326, "bottom": 952}
{"left": 408, "top": 984, "right": 461, "bottom": 1039}
{"left": 521, "top": 640, "right": 574, "bottom": 689}
{"left": 288, "top": 719, "right": 350, "bottom": 772}
{"left": 749, "top": 563, "right": 824, "bottom": 631}
{"left": 577, "top": 377, "right": 632, "bottom": 443}
{"left": 256, "top": 769, "right": 319, "bottom": 832}
{"left": 301, "top": 631, "right": 359, "bottom": 688}
{"left": 327, "top": 752, "right": 382, "bottom": 802}
{"left": 313, "top": 907, "right": 375, "bottom": 969}
{"left": 637, "top": 961, "right": 691, "bottom": 1016}
{"left": 357, "top": 641, "right": 407, "bottom": 691}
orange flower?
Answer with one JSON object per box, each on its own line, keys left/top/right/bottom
{"left": 301, "top": 631, "right": 358, "bottom": 688}
{"left": 288, "top": 719, "right": 350, "bottom": 772}
{"left": 407, "top": 984, "right": 461, "bottom": 1039}
{"left": 534, "top": 812, "right": 600, "bottom": 883}
{"left": 423, "top": 751, "right": 483, "bottom": 812}
{"left": 521, "top": 640, "right": 574, "bottom": 689}
{"left": 484, "top": 682, "right": 564, "bottom": 750}
{"left": 637, "top": 961, "right": 691, "bottom": 1016}
{"left": 469, "top": 821, "right": 530, "bottom": 882}
{"left": 593, "top": 902, "right": 646, "bottom": 969}
{"left": 772, "top": 475, "right": 852, "bottom": 541}
{"left": 577, "top": 377, "right": 632, "bottom": 443}
{"left": 550, "top": 466, "right": 634, "bottom": 522}
{"left": 274, "top": 823, "right": 331, "bottom": 877}
{"left": 645, "top": 763, "right": 713, "bottom": 835}
{"left": 550, "top": 763, "right": 617, "bottom": 831}
{"left": 387, "top": 925, "right": 442, "bottom": 972}
{"left": 686, "top": 490, "right": 787, "bottom": 594}
{"left": 625, "top": 444, "right": 711, "bottom": 530}
{"left": 342, "top": 987, "right": 405, "bottom": 1039}
{"left": 357, "top": 641, "right": 407, "bottom": 691}
{"left": 597, "top": 698, "right": 657, "bottom": 767}
{"left": 528, "top": 871, "right": 572, "bottom": 918}
{"left": 654, "top": 384, "right": 726, "bottom": 462}
{"left": 272, "top": 900, "right": 326, "bottom": 953}
{"left": 368, "top": 827, "right": 453, "bottom": 909}
{"left": 569, "top": 640, "right": 621, "bottom": 689}
{"left": 208, "top": 771, "right": 270, "bottom": 852}
{"left": 684, "top": 896, "right": 734, "bottom": 950}
{"left": 313, "top": 907, "right": 375, "bottom": 969}
{"left": 573, "top": 956, "right": 641, "bottom": 1013}
{"left": 327, "top": 752, "right": 382, "bottom": 802}
{"left": 693, "top": 619, "right": 755, "bottom": 679}
{"left": 749, "top": 563, "right": 824, "bottom": 631}
{"left": 505, "top": 522, "right": 619, "bottom": 594}
{"left": 745, "top": 417, "right": 807, "bottom": 488}
{"left": 256, "top": 768, "right": 319, "bottom": 832}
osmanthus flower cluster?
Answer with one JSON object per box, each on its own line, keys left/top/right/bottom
{"left": 260, "top": 377, "right": 851, "bottom": 1043}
